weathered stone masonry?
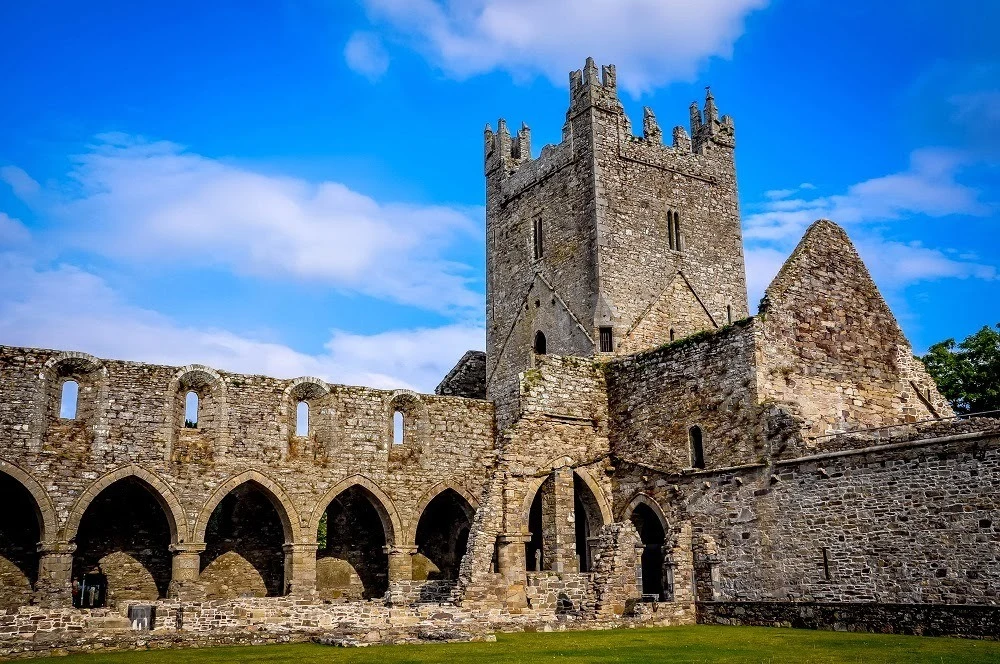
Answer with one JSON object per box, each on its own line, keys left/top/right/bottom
{"left": 1, "top": 59, "right": 999, "bottom": 655}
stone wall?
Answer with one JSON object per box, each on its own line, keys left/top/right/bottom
{"left": 0, "top": 345, "right": 495, "bottom": 607}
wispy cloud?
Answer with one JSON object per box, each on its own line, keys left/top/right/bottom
{"left": 356, "top": 0, "right": 768, "bottom": 95}
{"left": 0, "top": 250, "right": 483, "bottom": 392}
{"left": 344, "top": 31, "right": 390, "bottom": 81}
{"left": 744, "top": 149, "right": 996, "bottom": 309}
{"left": 5, "top": 134, "right": 483, "bottom": 315}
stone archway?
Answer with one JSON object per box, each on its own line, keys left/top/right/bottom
{"left": 625, "top": 494, "right": 668, "bottom": 599}
{"left": 411, "top": 487, "right": 476, "bottom": 581}
{"left": 0, "top": 467, "right": 52, "bottom": 609}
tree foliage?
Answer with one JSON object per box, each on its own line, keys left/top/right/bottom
{"left": 921, "top": 323, "right": 1000, "bottom": 415}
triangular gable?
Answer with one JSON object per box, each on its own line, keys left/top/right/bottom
{"left": 617, "top": 271, "right": 717, "bottom": 355}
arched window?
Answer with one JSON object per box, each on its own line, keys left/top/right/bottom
{"left": 533, "top": 331, "right": 547, "bottom": 355}
{"left": 533, "top": 218, "right": 544, "bottom": 260}
{"left": 185, "top": 391, "right": 199, "bottom": 428}
{"left": 393, "top": 411, "right": 404, "bottom": 445}
{"left": 689, "top": 425, "right": 705, "bottom": 469}
{"left": 296, "top": 401, "right": 309, "bottom": 436}
{"left": 60, "top": 380, "right": 79, "bottom": 419}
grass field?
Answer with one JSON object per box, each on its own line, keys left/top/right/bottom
{"left": 28, "top": 626, "right": 1000, "bottom": 664}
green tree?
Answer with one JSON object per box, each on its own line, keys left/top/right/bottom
{"left": 921, "top": 323, "right": 1000, "bottom": 415}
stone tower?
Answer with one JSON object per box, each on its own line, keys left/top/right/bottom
{"left": 485, "top": 58, "right": 749, "bottom": 425}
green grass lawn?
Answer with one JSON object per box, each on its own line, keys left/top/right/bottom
{"left": 29, "top": 626, "right": 1000, "bottom": 664}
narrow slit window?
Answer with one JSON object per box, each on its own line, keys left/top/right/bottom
{"left": 674, "top": 213, "right": 682, "bottom": 251}
{"left": 599, "top": 326, "right": 614, "bottom": 352}
{"left": 533, "top": 218, "right": 544, "bottom": 259}
{"left": 689, "top": 425, "right": 705, "bottom": 469}
{"left": 669, "top": 328, "right": 676, "bottom": 342}
{"left": 668, "top": 212, "right": 675, "bottom": 250}
{"left": 296, "top": 401, "right": 309, "bottom": 436}
{"left": 822, "top": 547, "right": 832, "bottom": 581}
{"left": 393, "top": 410, "right": 404, "bottom": 445}
{"left": 185, "top": 391, "right": 199, "bottom": 428}
{"left": 534, "top": 330, "right": 547, "bottom": 355}
{"left": 727, "top": 305, "right": 733, "bottom": 324}
{"left": 60, "top": 380, "right": 79, "bottom": 419}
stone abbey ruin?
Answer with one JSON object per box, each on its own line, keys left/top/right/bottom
{"left": 1, "top": 59, "right": 998, "bottom": 655}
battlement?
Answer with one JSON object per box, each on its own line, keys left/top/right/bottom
{"left": 484, "top": 118, "right": 532, "bottom": 176}
{"left": 689, "top": 87, "right": 735, "bottom": 153}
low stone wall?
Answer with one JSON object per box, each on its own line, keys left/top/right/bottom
{"left": 525, "top": 572, "right": 592, "bottom": 613}
{"left": 698, "top": 601, "right": 1000, "bottom": 639}
{"left": 0, "top": 595, "right": 696, "bottom": 660}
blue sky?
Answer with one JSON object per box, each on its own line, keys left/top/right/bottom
{"left": 0, "top": 0, "right": 997, "bottom": 391}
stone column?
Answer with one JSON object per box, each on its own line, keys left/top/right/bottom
{"left": 495, "top": 533, "right": 531, "bottom": 609}
{"left": 384, "top": 545, "right": 418, "bottom": 583}
{"left": 283, "top": 542, "right": 319, "bottom": 596}
{"left": 541, "top": 466, "right": 578, "bottom": 572}
{"left": 168, "top": 542, "right": 206, "bottom": 600}
{"left": 34, "top": 541, "right": 75, "bottom": 607}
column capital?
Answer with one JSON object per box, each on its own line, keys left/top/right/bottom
{"left": 497, "top": 533, "right": 531, "bottom": 545}
{"left": 170, "top": 542, "right": 206, "bottom": 554}
{"left": 383, "top": 544, "right": 419, "bottom": 555}
{"left": 283, "top": 542, "right": 320, "bottom": 554}
{"left": 37, "top": 540, "right": 76, "bottom": 555}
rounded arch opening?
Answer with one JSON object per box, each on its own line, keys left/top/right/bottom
{"left": 71, "top": 477, "right": 174, "bottom": 608}
{"left": 628, "top": 499, "right": 668, "bottom": 600}
{"left": 0, "top": 472, "right": 43, "bottom": 609}
{"left": 533, "top": 331, "right": 547, "bottom": 355}
{"left": 413, "top": 488, "right": 474, "bottom": 581}
{"left": 316, "top": 484, "right": 395, "bottom": 599}
{"left": 200, "top": 480, "right": 289, "bottom": 599}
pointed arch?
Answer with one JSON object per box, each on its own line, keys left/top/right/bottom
{"left": 572, "top": 467, "right": 612, "bottom": 528}
{"left": 0, "top": 460, "right": 57, "bottom": 543}
{"left": 308, "top": 475, "right": 401, "bottom": 545}
{"left": 619, "top": 492, "right": 669, "bottom": 531}
{"left": 405, "top": 482, "right": 479, "bottom": 546}
{"left": 63, "top": 465, "right": 187, "bottom": 545}
{"left": 194, "top": 470, "right": 301, "bottom": 544}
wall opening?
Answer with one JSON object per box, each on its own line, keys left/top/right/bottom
{"left": 316, "top": 486, "right": 390, "bottom": 599}
{"left": 599, "top": 327, "right": 614, "bottom": 353}
{"left": 72, "top": 478, "right": 172, "bottom": 608}
{"left": 629, "top": 502, "right": 667, "bottom": 599}
{"left": 201, "top": 482, "right": 287, "bottom": 599}
{"left": 533, "top": 331, "right": 547, "bottom": 355}
{"left": 669, "top": 328, "right": 676, "bottom": 342}
{"left": 60, "top": 380, "right": 79, "bottom": 419}
{"left": 0, "top": 473, "right": 42, "bottom": 610}
{"left": 573, "top": 474, "right": 605, "bottom": 572}
{"left": 727, "top": 305, "right": 733, "bottom": 324}
{"left": 525, "top": 483, "right": 545, "bottom": 571}
{"left": 393, "top": 411, "right": 404, "bottom": 445}
{"left": 673, "top": 212, "right": 682, "bottom": 250}
{"left": 414, "top": 489, "right": 473, "bottom": 581}
{"left": 689, "top": 425, "right": 705, "bottom": 469}
{"left": 822, "top": 547, "right": 832, "bottom": 581}
{"left": 295, "top": 401, "right": 309, "bottom": 436}
{"left": 184, "top": 391, "right": 199, "bottom": 428}
{"left": 533, "top": 217, "right": 544, "bottom": 260}
{"left": 668, "top": 212, "right": 676, "bottom": 250}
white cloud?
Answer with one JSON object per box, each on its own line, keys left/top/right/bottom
{"left": 743, "top": 148, "right": 996, "bottom": 311}
{"left": 0, "top": 166, "right": 41, "bottom": 200}
{"left": 0, "top": 213, "right": 31, "bottom": 246}
{"left": 359, "top": 0, "right": 768, "bottom": 95}
{"left": 344, "top": 31, "right": 390, "bottom": 81}
{"left": 6, "top": 134, "right": 482, "bottom": 315}
{"left": 744, "top": 148, "right": 990, "bottom": 242}
{"left": 0, "top": 252, "right": 483, "bottom": 392}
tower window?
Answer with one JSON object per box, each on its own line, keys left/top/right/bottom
{"left": 185, "top": 391, "right": 199, "bottom": 428}
{"left": 534, "top": 330, "right": 547, "bottom": 355}
{"left": 689, "top": 425, "right": 704, "bottom": 469}
{"left": 393, "top": 410, "right": 404, "bottom": 445}
{"left": 727, "top": 305, "right": 733, "bottom": 324}
{"left": 669, "top": 328, "right": 675, "bottom": 342}
{"left": 668, "top": 211, "right": 676, "bottom": 250}
{"left": 533, "top": 218, "right": 544, "bottom": 259}
{"left": 60, "top": 380, "right": 79, "bottom": 419}
{"left": 673, "top": 212, "right": 682, "bottom": 251}
{"left": 296, "top": 401, "right": 309, "bottom": 436}
{"left": 599, "top": 327, "right": 614, "bottom": 352}
{"left": 822, "top": 547, "right": 832, "bottom": 581}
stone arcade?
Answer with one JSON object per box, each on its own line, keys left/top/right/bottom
{"left": 1, "top": 59, "right": 998, "bottom": 656}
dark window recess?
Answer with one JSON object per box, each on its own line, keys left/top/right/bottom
{"left": 534, "top": 331, "right": 547, "bottom": 355}
{"left": 674, "top": 212, "right": 682, "bottom": 250}
{"left": 668, "top": 212, "right": 676, "bottom": 250}
{"left": 822, "top": 547, "right": 832, "bottom": 580}
{"left": 689, "top": 426, "right": 705, "bottom": 469}
{"left": 599, "top": 327, "right": 614, "bottom": 352}
{"left": 533, "top": 218, "right": 544, "bottom": 259}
